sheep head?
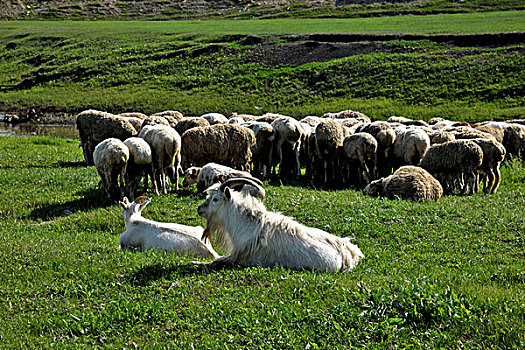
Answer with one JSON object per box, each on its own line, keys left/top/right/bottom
{"left": 363, "top": 179, "right": 384, "bottom": 197}
{"left": 182, "top": 166, "right": 201, "bottom": 187}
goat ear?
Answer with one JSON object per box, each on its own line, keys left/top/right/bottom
{"left": 225, "top": 187, "right": 231, "bottom": 200}
{"left": 119, "top": 197, "right": 129, "bottom": 209}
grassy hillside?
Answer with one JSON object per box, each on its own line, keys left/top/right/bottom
{"left": 0, "top": 135, "right": 524, "bottom": 348}
{"left": 1, "top": 12, "right": 524, "bottom": 123}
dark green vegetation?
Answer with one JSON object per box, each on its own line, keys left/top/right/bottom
{"left": 1, "top": 12, "right": 524, "bottom": 123}
{"left": 0, "top": 135, "right": 524, "bottom": 348}
{"left": 1, "top": 0, "right": 524, "bottom": 20}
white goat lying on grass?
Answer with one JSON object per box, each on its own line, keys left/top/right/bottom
{"left": 119, "top": 196, "right": 219, "bottom": 258}
{"left": 195, "top": 178, "right": 364, "bottom": 272}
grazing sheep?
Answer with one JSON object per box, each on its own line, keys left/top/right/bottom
{"left": 502, "top": 123, "right": 525, "bottom": 160}
{"left": 76, "top": 109, "right": 137, "bottom": 165}
{"left": 139, "top": 125, "right": 182, "bottom": 195}
{"left": 392, "top": 128, "right": 431, "bottom": 169}
{"left": 356, "top": 121, "right": 396, "bottom": 178}
{"left": 93, "top": 138, "right": 129, "bottom": 201}
{"left": 200, "top": 113, "right": 228, "bottom": 125}
{"left": 427, "top": 130, "right": 456, "bottom": 145}
{"left": 270, "top": 116, "right": 305, "bottom": 179}
{"left": 255, "top": 113, "right": 283, "bottom": 125}
{"left": 299, "top": 116, "right": 322, "bottom": 128}
{"left": 444, "top": 126, "right": 495, "bottom": 141}
{"left": 141, "top": 115, "right": 170, "bottom": 129}
{"left": 387, "top": 116, "right": 428, "bottom": 127}
{"left": 150, "top": 110, "right": 184, "bottom": 128}
{"left": 181, "top": 124, "right": 255, "bottom": 171}
{"left": 174, "top": 117, "right": 210, "bottom": 136}
{"left": 418, "top": 140, "right": 483, "bottom": 195}
{"left": 228, "top": 116, "right": 245, "bottom": 124}
{"left": 123, "top": 137, "right": 155, "bottom": 199}
{"left": 470, "top": 138, "right": 506, "bottom": 194}
{"left": 315, "top": 119, "right": 348, "bottom": 184}
{"left": 119, "top": 112, "right": 148, "bottom": 120}
{"left": 342, "top": 132, "right": 378, "bottom": 187}
{"left": 363, "top": 165, "right": 443, "bottom": 202}
{"left": 322, "top": 110, "right": 371, "bottom": 123}
{"left": 242, "top": 121, "right": 275, "bottom": 179}
{"left": 475, "top": 124, "right": 505, "bottom": 143}
{"left": 119, "top": 196, "right": 218, "bottom": 258}
{"left": 196, "top": 178, "right": 364, "bottom": 272}
{"left": 182, "top": 162, "right": 260, "bottom": 192}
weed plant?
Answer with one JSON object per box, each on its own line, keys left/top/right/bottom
{"left": 0, "top": 136, "right": 524, "bottom": 348}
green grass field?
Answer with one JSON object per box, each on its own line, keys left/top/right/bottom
{"left": 2, "top": 10, "right": 524, "bottom": 35}
{"left": 0, "top": 136, "right": 524, "bottom": 348}
{"left": 1, "top": 11, "right": 524, "bottom": 122}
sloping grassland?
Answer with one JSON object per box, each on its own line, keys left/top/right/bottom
{"left": 0, "top": 12, "right": 524, "bottom": 123}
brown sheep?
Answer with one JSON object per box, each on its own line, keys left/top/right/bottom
{"left": 363, "top": 165, "right": 443, "bottom": 202}
{"left": 76, "top": 109, "right": 137, "bottom": 165}
{"left": 181, "top": 124, "right": 255, "bottom": 171}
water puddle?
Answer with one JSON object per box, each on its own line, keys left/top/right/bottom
{"left": 0, "top": 122, "right": 78, "bottom": 140}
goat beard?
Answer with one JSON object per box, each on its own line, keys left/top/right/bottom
{"left": 202, "top": 214, "right": 229, "bottom": 251}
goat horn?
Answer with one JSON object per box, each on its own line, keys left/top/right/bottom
{"left": 218, "top": 177, "right": 265, "bottom": 198}
{"left": 134, "top": 196, "right": 149, "bottom": 203}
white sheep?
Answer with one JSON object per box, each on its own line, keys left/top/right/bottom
{"left": 470, "top": 138, "right": 506, "bottom": 194}
{"left": 123, "top": 137, "right": 155, "bottom": 199}
{"left": 119, "top": 196, "right": 219, "bottom": 258}
{"left": 270, "top": 116, "right": 305, "bottom": 179}
{"left": 182, "top": 162, "right": 259, "bottom": 192}
{"left": 356, "top": 121, "right": 396, "bottom": 178}
{"left": 195, "top": 178, "right": 364, "bottom": 272}
{"left": 200, "top": 112, "right": 229, "bottom": 125}
{"left": 138, "top": 124, "right": 182, "bottom": 195}
{"left": 392, "top": 128, "right": 431, "bottom": 170}
{"left": 93, "top": 138, "right": 129, "bottom": 201}
{"left": 242, "top": 121, "right": 275, "bottom": 179}
{"left": 342, "top": 132, "right": 378, "bottom": 187}
{"left": 315, "top": 119, "right": 348, "bottom": 184}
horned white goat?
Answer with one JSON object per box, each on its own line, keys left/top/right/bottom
{"left": 196, "top": 178, "right": 364, "bottom": 272}
{"left": 119, "top": 196, "right": 219, "bottom": 258}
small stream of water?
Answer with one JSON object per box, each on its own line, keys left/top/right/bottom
{"left": 0, "top": 122, "right": 78, "bottom": 140}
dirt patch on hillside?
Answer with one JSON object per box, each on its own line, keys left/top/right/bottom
{"left": 243, "top": 32, "right": 525, "bottom": 67}
{"left": 250, "top": 40, "right": 414, "bottom": 67}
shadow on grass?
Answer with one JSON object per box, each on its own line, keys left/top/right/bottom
{"left": 128, "top": 261, "right": 237, "bottom": 286}
{"left": 26, "top": 187, "right": 113, "bottom": 220}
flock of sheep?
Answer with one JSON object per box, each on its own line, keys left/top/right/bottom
{"left": 76, "top": 108, "right": 525, "bottom": 272}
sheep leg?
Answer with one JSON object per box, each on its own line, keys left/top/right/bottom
{"left": 294, "top": 144, "right": 301, "bottom": 179}
{"left": 492, "top": 164, "right": 502, "bottom": 194}
{"left": 119, "top": 164, "right": 127, "bottom": 199}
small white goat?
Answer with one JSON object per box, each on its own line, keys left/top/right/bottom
{"left": 196, "top": 178, "right": 364, "bottom": 272}
{"left": 119, "top": 196, "right": 219, "bottom": 258}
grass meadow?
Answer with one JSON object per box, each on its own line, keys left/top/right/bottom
{"left": 0, "top": 135, "right": 524, "bottom": 348}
